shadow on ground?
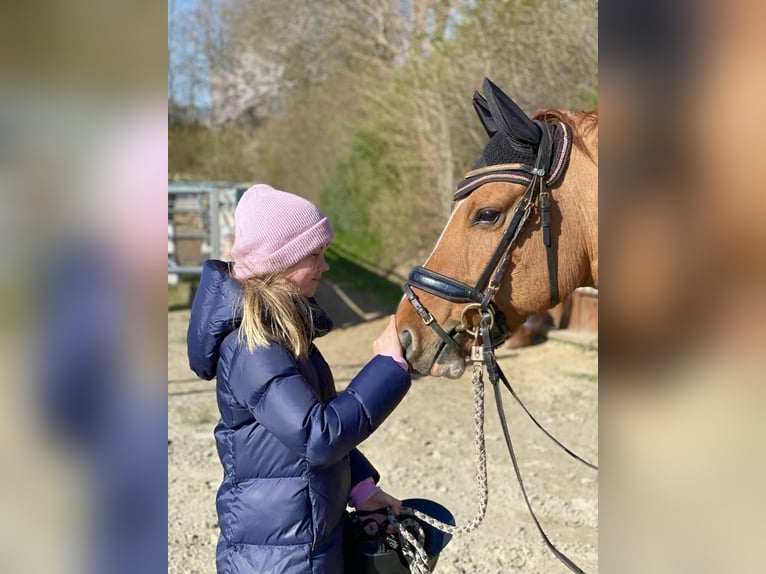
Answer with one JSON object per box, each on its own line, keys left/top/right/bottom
{"left": 168, "top": 246, "right": 406, "bottom": 328}
{"left": 318, "top": 244, "right": 405, "bottom": 328}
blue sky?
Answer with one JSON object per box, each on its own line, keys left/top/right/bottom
{"left": 168, "top": 0, "right": 212, "bottom": 108}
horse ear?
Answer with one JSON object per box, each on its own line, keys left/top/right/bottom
{"left": 481, "top": 78, "right": 540, "bottom": 144}
{"left": 472, "top": 91, "right": 497, "bottom": 137}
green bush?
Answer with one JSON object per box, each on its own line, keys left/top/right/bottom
{"left": 319, "top": 128, "right": 400, "bottom": 266}
{"left": 169, "top": 124, "right": 258, "bottom": 181}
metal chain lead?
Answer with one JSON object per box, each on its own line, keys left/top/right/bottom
{"left": 393, "top": 360, "right": 489, "bottom": 573}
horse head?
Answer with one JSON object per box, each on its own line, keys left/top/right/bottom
{"left": 396, "top": 79, "right": 598, "bottom": 378}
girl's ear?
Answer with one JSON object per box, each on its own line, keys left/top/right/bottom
{"left": 481, "top": 77, "right": 541, "bottom": 145}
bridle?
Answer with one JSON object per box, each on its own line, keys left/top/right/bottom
{"left": 402, "top": 120, "right": 598, "bottom": 573}
{"left": 403, "top": 120, "right": 565, "bottom": 355}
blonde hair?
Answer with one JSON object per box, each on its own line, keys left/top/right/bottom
{"left": 237, "top": 274, "right": 314, "bottom": 358}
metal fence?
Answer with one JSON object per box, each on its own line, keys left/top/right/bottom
{"left": 168, "top": 182, "right": 250, "bottom": 282}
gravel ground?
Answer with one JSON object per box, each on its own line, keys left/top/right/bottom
{"left": 169, "top": 302, "right": 598, "bottom": 574}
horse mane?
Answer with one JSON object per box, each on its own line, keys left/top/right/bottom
{"left": 533, "top": 108, "right": 598, "bottom": 160}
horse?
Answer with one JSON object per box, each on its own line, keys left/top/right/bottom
{"left": 395, "top": 78, "right": 598, "bottom": 378}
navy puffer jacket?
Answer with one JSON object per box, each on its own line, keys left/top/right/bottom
{"left": 187, "top": 260, "right": 412, "bottom": 574}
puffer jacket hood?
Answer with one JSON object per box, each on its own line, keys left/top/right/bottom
{"left": 187, "top": 260, "right": 333, "bottom": 381}
{"left": 187, "top": 260, "right": 242, "bottom": 380}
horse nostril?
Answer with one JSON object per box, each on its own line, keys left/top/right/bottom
{"left": 399, "top": 329, "right": 413, "bottom": 358}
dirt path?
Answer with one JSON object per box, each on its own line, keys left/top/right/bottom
{"left": 169, "top": 309, "right": 598, "bottom": 573}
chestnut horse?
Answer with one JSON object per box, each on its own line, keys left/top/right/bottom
{"left": 396, "top": 79, "right": 598, "bottom": 378}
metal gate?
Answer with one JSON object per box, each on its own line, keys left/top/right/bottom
{"left": 168, "top": 182, "right": 249, "bottom": 281}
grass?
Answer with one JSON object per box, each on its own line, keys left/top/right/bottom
{"left": 324, "top": 245, "right": 404, "bottom": 308}
{"left": 168, "top": 282, "right": 192, "bottom": 309}
{"left": 178, "top": 406, "right": 217, "bottom": 426}
{"left": 193, "top": 410, "right": 217, "bottom": 425}
{"left": 169, "top": 280, "right": 201, "bottom": 310}
{"left": 563, "top": 371, "right": 598, "bottom": 384}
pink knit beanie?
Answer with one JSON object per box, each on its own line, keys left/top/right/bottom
{"left": 230, "top": 184, "right": 335, "bottom": 279}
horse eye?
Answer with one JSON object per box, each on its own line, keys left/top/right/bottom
{"left": 475, "top": 208, "right": 500, "bottom": 224}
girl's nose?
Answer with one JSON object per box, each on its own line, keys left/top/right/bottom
{"left": 319, "top": 255, "right": 330, "bottom": 273}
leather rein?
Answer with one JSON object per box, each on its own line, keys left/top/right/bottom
{"left": 402, "top": 120, "right": 598, "bottom": 573}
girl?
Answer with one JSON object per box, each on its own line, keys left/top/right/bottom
{"left": 187, "top": 184, "right": 412, "bottom": 573}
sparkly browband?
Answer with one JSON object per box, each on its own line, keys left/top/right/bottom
{"left": 454, "top": 122, "right": 572, "bottom": 200}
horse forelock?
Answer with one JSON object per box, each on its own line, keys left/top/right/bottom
{"left": 533, "top": 109, "right": 598, "bottom": 160}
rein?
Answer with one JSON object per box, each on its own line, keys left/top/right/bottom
{"left": 396, "top": 313, "right": 597, "bottom": 573}
{"left": 478, "top": 316, "right": 596, "bottom": 573}
{"left": 398, "top": 120, "right": 597, "bottom": 572}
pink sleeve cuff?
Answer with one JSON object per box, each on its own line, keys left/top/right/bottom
{"left": 349, "top": 477, "right": 380, "bottom": 508}
{"left": 380, "top": 353, "right": 409, "bottom": 372}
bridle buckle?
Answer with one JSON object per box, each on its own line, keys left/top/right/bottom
{"left": 457, "top": 303, "right": 494, "bottom": 339}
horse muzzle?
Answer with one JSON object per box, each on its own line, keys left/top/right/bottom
{"left": 430, "top": 342, "right": 468, "bottom": 379}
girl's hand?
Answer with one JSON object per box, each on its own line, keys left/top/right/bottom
{"left": 359, "top": 488, "right": 402, "bottom": 515}
{"left": 357, "top": 488, "right": 402, "bottom": 535}
{"left": 373, "top": 315, "right": 404, "bottom": 358}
